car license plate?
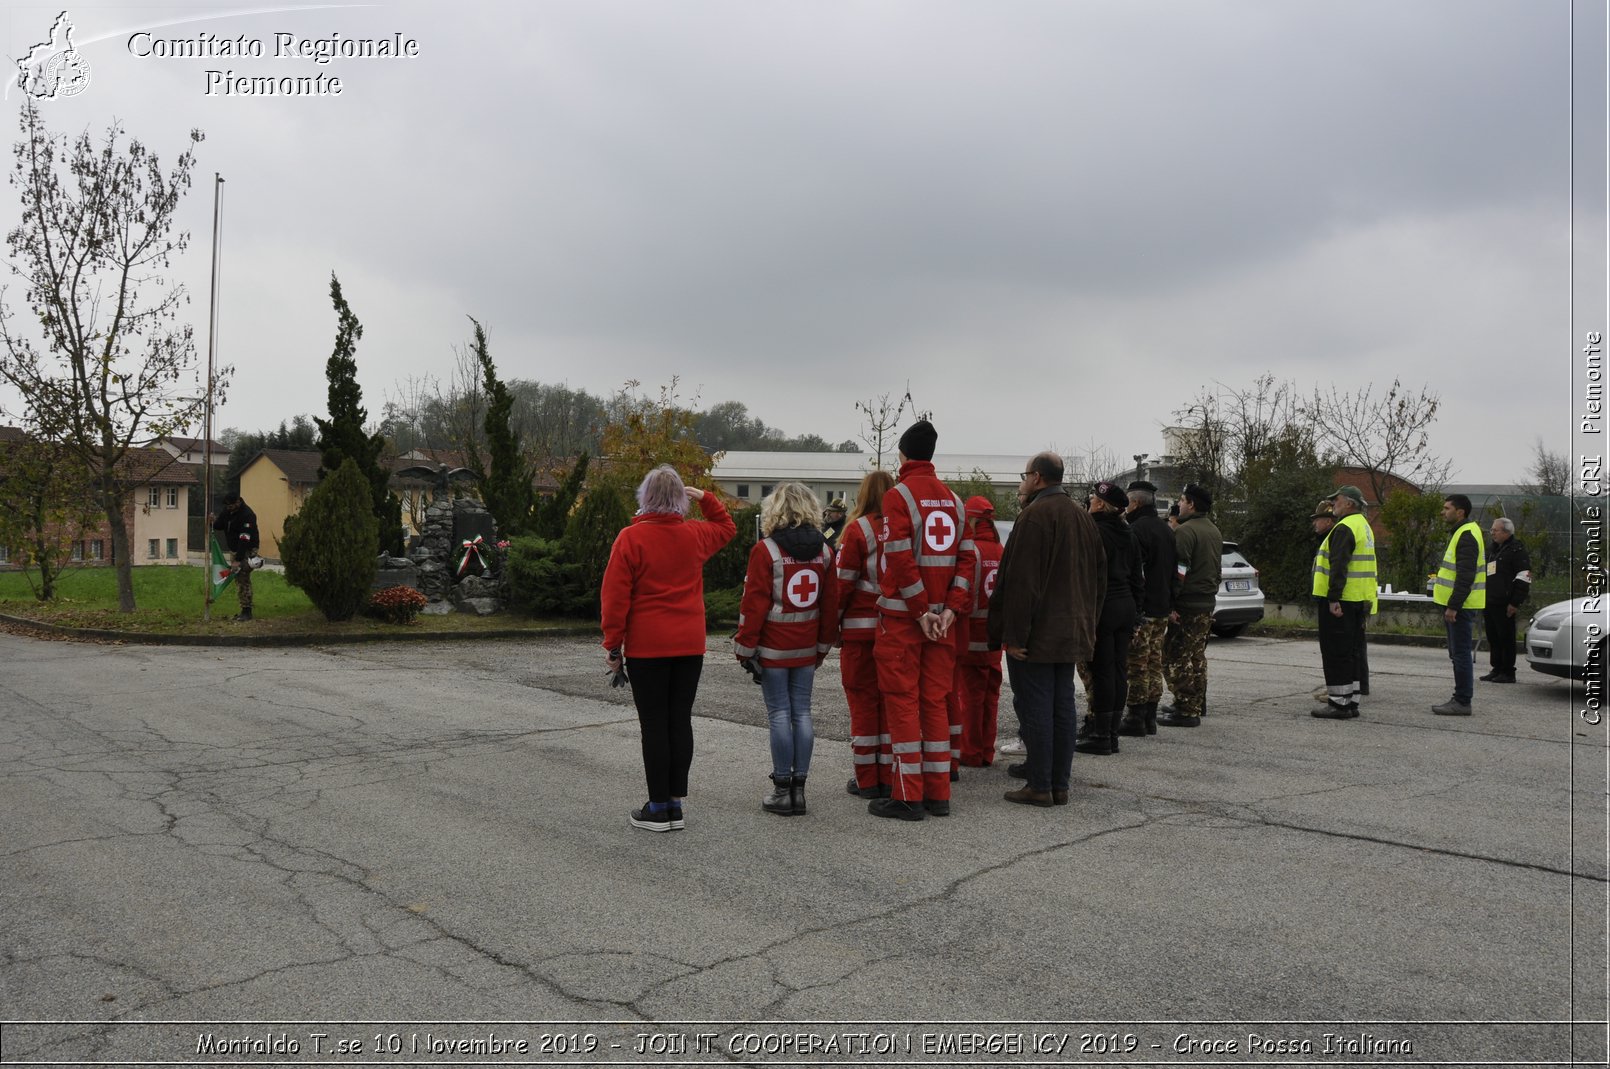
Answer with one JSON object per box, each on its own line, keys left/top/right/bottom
{"left": 1227, "top": 579, "right": 1251, "bottom": 592}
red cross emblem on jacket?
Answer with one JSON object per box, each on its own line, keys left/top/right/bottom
{"left": 787, "top": 570, "right": 820, "bottom": 608}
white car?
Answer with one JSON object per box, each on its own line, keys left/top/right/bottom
{"left": 1212, "top": 541, "right": 1265, "bottom": 638}
{"left": 1526, "top": 596, "right": 1607, "bottom": 681}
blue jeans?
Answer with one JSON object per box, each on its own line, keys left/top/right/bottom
{"left": 1445, "top": 609, "right": 1475, "bottom": 704}
{"left": 1006, "top": 658, "right": 1078, "bottom": 792}
{"left": 761, "top": 665, "right": 816, "bottom": 778}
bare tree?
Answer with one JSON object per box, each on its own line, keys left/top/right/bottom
{"left": 1305, "top": 378, "right": 1449, "bottom": 505}
{"left": 0, "top": 104, "right": 220, "bottom": 611}
{"left": 855, "top": 387, "right": 922, "bottom": 470}
{"left": 1061, "top": 438, "right": 1122, "bottom": 488}
{"left": 1520, "top": 436, "right": 1571, "bottom": 497}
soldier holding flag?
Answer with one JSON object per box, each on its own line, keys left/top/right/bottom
{"left": 211, "top": 494, "right": 260, "bottom": 621}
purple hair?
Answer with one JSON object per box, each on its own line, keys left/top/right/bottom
{"left": 636, "top": 464, "right": 688, "bottom": 516}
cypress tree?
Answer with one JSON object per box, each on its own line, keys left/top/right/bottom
{"left": 280, "top": 458, "right": 381, "bottom": 621}
{"left": 470, "top": 317, "right": 534, "bottom": 535}
{"left": 314, "top": 273, "right": 404, "bottom": 554}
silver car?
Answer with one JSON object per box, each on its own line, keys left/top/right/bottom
{"left": 1526, "top": 596, "right": 1607, "bottom": 681}
{"left": 1213, "top": 541, "right": 1265, "bottom": 638}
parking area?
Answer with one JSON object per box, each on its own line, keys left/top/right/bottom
{"left": 1, "top": 630, "right": 1605, "bottom": 1064}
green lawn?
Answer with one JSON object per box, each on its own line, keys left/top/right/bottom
{"left": 0, "top": 565, "right": 582, "bottom": 637}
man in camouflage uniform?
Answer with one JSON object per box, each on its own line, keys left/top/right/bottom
{"left": 212, "top": 494, "right": 260, "bottom": 622}
{"left": 1159, "top": 484, "right": 1222, "bottom": 727}
{"left": 1118, "top": 480, "right": 1176, "bottom": 735}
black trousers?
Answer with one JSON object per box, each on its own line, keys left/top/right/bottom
{"left": 1485, "top": 605, "right": 1517, "bottom": 673}
{"left": 625, "top": 655, "right": 703, "bottom": 803}
{"left": 1317, "top": 599, "right": 1368, "bottom": 705}
{"left": 1353, "top": 613, "right": 1369, "bottom": 695}
{"left": 1089, "top": 614, "right": 1135, "bottom": 721}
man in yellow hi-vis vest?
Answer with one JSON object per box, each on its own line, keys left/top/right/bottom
{"left": 1431, "top": 494, "right": 1486, "bottom": 715}
{"left": 1311, "top": 486, "right": 1378, "bottom": 719}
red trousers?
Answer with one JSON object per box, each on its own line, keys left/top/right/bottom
{"left": 954, "top": 655, "right": 1003, "bottom": 766}
{"left": 840, "top": 640, "right": 888, "bottom": 791}
{"left": 875, "top": 616, "right": 956, "bottom": 802}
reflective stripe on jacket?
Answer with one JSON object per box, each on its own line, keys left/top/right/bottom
{"left": 875, "top": 461, "right": 975, "bottom": 620}
{"left": 1311, "top": 512, "right": 1379, "bottom": 612}
{"left": 1433, "top": 521, "right": 1486, "bottom": 609}
{"left": 734, "top": 534, "right": 840, "bottom": 667}
{"left": 835, "top": 515, "right": 882, "bottom": 642}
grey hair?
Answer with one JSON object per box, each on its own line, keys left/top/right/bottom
{"left": 635, "top": 464, "right": 688, "bottom": 516}
{"left": 1128, "top": 488, "right": 1155, "bottom": 508}
{"left": 1492, "top": 517, "right": 1515, "bottom": 535}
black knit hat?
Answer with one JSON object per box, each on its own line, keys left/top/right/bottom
{"left": 1126, "top": 480, "right": 1157, "bottom": 494}
{"left": 897, "top": 420, "right": 937, "bottom": 462}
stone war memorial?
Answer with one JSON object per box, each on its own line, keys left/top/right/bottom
{"left": 374, "top": 497, "right": 505, "bottom": 615}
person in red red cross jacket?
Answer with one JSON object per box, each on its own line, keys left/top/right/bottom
{"left": 869, "top": 420, "right": 976, "bottom": 821}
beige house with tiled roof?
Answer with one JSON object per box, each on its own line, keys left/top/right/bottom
{"left": 0, "top": 432, "right": 197, "bottom": 567}
{"left": 124, "top": 448, "right": 199, "bottom": 565}
{"left": 238, "top": 449, "right": 322, "bottom": 560}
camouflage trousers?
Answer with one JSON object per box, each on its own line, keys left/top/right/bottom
{"left": 234, "top": 556, "right": 254, "bottom": 613}
{"left": 1163, "top": 610, "right": 1213, "bottom": 716}
{"left": 1125, "top": 616, "right": 1169, "bottom": 706}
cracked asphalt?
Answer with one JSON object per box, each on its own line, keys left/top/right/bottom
{"left": 1, "top": 629, "right": 1605, "bottom": 1065}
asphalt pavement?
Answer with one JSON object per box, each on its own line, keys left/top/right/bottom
{"left": 1, "top": 629, "right": 1605, "bottom": 1067}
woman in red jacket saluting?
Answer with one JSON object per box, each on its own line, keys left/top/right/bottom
{"left": 733, "top": 483, "right": 839, "bottom": 817}
{"left": 601, "top": 465, "right": 736, "bottom": 833}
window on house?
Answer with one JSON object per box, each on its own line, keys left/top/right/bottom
{"left": 166, "top": 487, "right": 178, "bottom": 508}
{"left": 761, "top": 484, "right": 774, "bottom": 497}
{"left": 71, "top": 542, "right": 84, "bottom": 562}
{"left": 165, "top": 538, "right": 179, "bottom": 559}
{"left": 148, "top": 487, "right": 162, "bottom": 508}
{"left": 736, "top": 484, "right": 749, "bottom": 499}
{"left": 89, "top": 539, "right": 104, "bottom": 561}
{"left": 147, "top": 539, "right": 160, "bottom": 559}
{"left": 0, "top": 545, "right": 9, "bottom": 564}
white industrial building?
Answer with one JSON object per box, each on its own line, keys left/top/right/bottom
{"left": 709, "top": 451, "right": 1028, "bottom": 507}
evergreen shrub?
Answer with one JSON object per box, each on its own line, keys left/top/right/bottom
{"left": 280, "top": 458, "right": 380, "bottom": 621}
{"left": 703, "top": 503, "right": 760, "bottom": 590}
{"left": 505, "top": 536, "right": 588, "bottom": 616}
{"left": 562, "top": 484, "right": 634, "bottom": 613}
{"left": 704, "top": 585, "right": 743, "bottom": 628}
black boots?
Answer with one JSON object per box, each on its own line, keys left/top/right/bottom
{"left": 1074, "top": 709, "right": 1118, "bottom": 755}
{"left": 765, "top": 775, "right": 807, "bottom": 815}
{"left": 763, "top": 775, "right": 793, "bottom": 816}
{"left": 1117, "top": 701, "right": 1162, "bottom": 737}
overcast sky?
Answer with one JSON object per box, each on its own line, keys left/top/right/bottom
{"left": 0, "top": 0, "right": 1600, "bottom": 483}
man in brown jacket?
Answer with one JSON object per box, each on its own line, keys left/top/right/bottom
{"left": 987, "top": 452, "right": 1106, "bottom": 807}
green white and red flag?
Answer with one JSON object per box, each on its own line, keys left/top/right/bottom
{"left": 209, "top": 536, "right": 235, "bottom": 598}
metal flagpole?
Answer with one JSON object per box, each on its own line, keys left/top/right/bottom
{"left": 203, "top": 173, "right": 224, "bottom": 622}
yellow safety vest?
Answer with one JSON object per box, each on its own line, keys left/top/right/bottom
{"left": 1311, "top": 512, "right": 1379, "bottom": 612}
{"left": 1432, "top": 521, "right": 1486, "bottom": 609}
